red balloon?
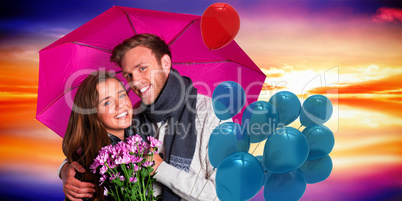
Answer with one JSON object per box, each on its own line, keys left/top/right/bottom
{"left": 201, "top": 3, "right": 240, "bottom": 50}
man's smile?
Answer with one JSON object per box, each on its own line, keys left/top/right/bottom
{"left": 139, "top": 84, "right": 150, "bottom": 93}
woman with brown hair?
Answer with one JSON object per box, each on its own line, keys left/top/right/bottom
{"left": 62, "top": 71, "right": 133, "bottom": 200}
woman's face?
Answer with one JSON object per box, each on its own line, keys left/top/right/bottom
{"left": 97, "top": 78, "right": 133, "bottom": 134}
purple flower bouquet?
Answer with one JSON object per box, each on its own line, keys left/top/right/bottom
{"left": 90, "top": 134, "right": 161, "bottom": 201}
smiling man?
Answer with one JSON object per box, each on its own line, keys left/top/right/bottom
{"left": 60, "top": 34, "right": 223, "bottom": 201}
{"left": 120, "top": 45, "right": 170, "bottom": 106}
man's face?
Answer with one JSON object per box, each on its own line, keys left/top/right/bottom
{"left": 121, "top": 46, "right": 170, "bottom": 105}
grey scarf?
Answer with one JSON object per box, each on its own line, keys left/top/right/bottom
{"left": 134, "top": 68, "right": 198, "bottom": 200}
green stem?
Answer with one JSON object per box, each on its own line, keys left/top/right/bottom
{"left": 114, "top": 184, "right": 121, "bottom": 201}
{"left": 105, "top": 183, "right": 113, "bottom": 198}
{"left": 136, "top": 170, "right": 144, "bottom": 201}
{"left": 121, "top": 164, "right": 130, "bottom": 189}
{"left": 119, "top": 184, "right": 124, "bottom": 201}
{"left": 141, "top": 172, "right": 147, "bottom": 201}
{"left": 105, "top": 162, "right": 118, "bottom": 176}
{"left": 146, "top": 167, "right": 153, "bottom": 200}
{"left": 145, "top": 150, "right": 155, "bottom": 200}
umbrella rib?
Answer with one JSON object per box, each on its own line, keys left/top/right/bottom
{"left": 72, "top": 42, "right": 112, "bottom": 52}
{"left": 124, "top": 10, "right": 137, "bottom": 35}
{"left": 37, "top": 70, "right": 125, "bottom": 117}
{"left": 39, "top": 84, "right": 132, "bottom": 118}
{"left": 168, "top": 19, "right": 200, "bottom": 46}
{"left": 173, "top": 60, "right": 266, "bottom": 75}
{"left": 172, "top": 60, "right": 231, "bottom": 65}
{"left": 37, "top": 86, "right": 79, "bottom": 117}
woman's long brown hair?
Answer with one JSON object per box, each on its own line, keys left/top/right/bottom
{"left": 62, "top": 72, "right": 120, "bottom": 200}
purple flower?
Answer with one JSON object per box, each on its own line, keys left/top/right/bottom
{"left": 99, "top": 144, "right": 113, "bottom": 154}
{"left": 132, "top": 164, "right": 139, "bottom": 172}
{"left": 99, "top": 174, "right": 107, "bottom": 185}
{"left": 131, "top": 156, "right": 143, "bottom": 163}
{"left": 133, "top": 134, "right": 143, "bottom": 143}
{"left": 129, "top": 177, "right": 138, "bottom": 183}
{"left": 108, "top": 159, "right": 118, "bottom": 169}
{"left": 91, "top": 133, "right": 159, "bottom": 200}
{"left": 147, "top": 136, "right": 162, "bottom": 148}
{"left": 109, "top": 173, "right": 124, "bottom": 182}
{"left": 110, "top": 172, "right": 119, "bottom": 181}
{"left": 95, "top": 150, "right": 109, "bottom": 164}
{"left": 115, "top": 152, "right": 131, "bottom": 165}
{"left": 90, "top": 161, "right": 100, "bottom": 173}
{"left": 103, "top": 187, "right": 108, "bottom": 196}
{"left": 100, "top": 165, "right": 108, "bottom": 175}
{"left": 141, "top": 141, "right": 150, "bottom": 150}
{"left": 142, "top": 161, "right": 154, "bottom": 167}
{"left": 127, "top": 135, "right": 143, "bottom": 148}
{"left": 128, "top": 144, "right": 138, "bottom": 154}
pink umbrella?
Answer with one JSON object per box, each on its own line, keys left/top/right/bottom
{"left": 36, "top": 6, "right": 266, "bottom": 137}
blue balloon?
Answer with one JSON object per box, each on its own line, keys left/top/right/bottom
{"left": 255, "top": 155, "right": 265, "bottom": 170}
{"left": 299, "top": 155, "right": 333, "bottom": 184}
{"left": 208, "top": 122, "right": 250, "bottom": 168}
{"left": 264, "top": 169, "right": 306, "bottom": 201}
{"left": 263, "top": 127, "right": 309, "bottom": 174}
{"left": 255, "top": 155, "right": 269, "bottom": 185}
{"left": 242, "top": 101, "right": 279, "bottom": 143}
{"left": 302, "top": 124, "right": 335, "bottom": 160}
{"left": 300, "top": 95, "right": 333, "bottom": 127}
{"left": 269, "top": 91, "right": 301, "bottom": 126}
{"left": 216, "top": 152, "right": 265, "bottom": 201}
{"left": 212, "top": 81, "right": 246, "bottom": 120}
{"left": 264, "top": 171, "right": 270, "bottom": 187}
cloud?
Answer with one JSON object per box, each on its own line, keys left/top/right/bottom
{"left": 261, "top": 65, "right": 293, "bottom": 75}
{"left": 0, "top": 45, "right": 41, "bottom": 62}
{"left": 372, "top": 7, "right": 402, "bottom": 23}
{"left": 0, "top": 97, "right": 39, "bottom": 131}
{"left": 338, "top": 97, "right": 402, "bottom": 119}
{"left": 266, "top": 68, "right": 328, "bottom": 95}
{"left": 261, "top": 83, "right": 286, "bottom": 91}
{"left": 37, "top": 27, "right": 69, "bottom": 39}
{"left": 363, "top": 64, "right": 379, "bottom": 74}
{"left": 308, "top": 73, "right": 402, "bottom": 95}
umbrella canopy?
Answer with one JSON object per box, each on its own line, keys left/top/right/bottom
{"left": 37, "top": 6, "right": 266, "bottom": 137}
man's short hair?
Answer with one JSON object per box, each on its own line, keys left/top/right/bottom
{"left": 110, "top": 33, "right": 172, "bottom": 67}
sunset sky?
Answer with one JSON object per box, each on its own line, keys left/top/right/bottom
{"left": 1, "top": 0, "right": 402, "bottom": 200}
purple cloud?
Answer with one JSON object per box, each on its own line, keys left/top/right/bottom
{"left": 372, "top": 7, "right": 402, "bottom": 23}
